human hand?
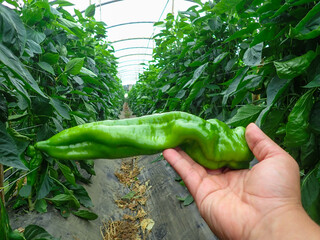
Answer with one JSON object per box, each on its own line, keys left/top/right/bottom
{"left": 163, "top": 123, "right": 320, "bottom": 239}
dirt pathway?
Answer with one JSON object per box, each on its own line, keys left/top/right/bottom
{"left": 9, "top": 105, "right": 217, "bottom": 240}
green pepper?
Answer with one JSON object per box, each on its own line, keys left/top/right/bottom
{"left": 35, "top": 112, "right": 252, "bottom": 169}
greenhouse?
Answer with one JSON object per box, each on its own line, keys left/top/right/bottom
{"left": 1, "top": 0, "right": 320, "bottom": 239}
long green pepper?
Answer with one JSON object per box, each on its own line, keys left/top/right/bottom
{"left": 35, "top": 112, "right": 252, "bottom": 169}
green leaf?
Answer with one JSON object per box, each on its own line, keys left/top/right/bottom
{"left": 74, "top": 9, "right": 84, "bottom": 20}
{"left": 243, "top": 43, "right": 263, "bottom": 66}
{"left": 182, "top": 81, "right": 204, "bottom": 110}
{"left": 250, "top": 26, "right": 277, "bottom": 47}
{"left": 73, "top": 115, "right": 86, "bottom": 126}
{"left": 64, "top": 183, "right": 93, "bottom": 208}
{"left": 213, "top": 52, "right": 229, "bottom": 65}
{"left": 270, "top": 3, "right": 290, "bottom": 18}
{"left": 26, "top": 39, "right": 42, "bottom": 54}
{"left": 79, "top": 160, "right": 95, "bottom": 176}
{"left": 206, "top": 84, "right": 220, "bottom": 91}
{"left": 65, "top": 58, "right": 84, "bottom": 75}
{"left": 72, "top": 76, "right": 84, "bottom": 85}
{"left": 301, "top": 165, "right": 320, "bottom": 224}
{"left": 189, "top": 60, "right": 202, "bottom": 67}
{"left": 175, "top": 89, "right": 186, "bottom": 99}
{"left": 168, "top": 98, "right": 180, "bottom": 111}
{"left": 8, "top": 113, "right": 28, "bottom": 122}
{"left": 85, "top": 4, "right": 96, "bottom": 18}
{"left": 285, "top": 90, "right": 314, "bottom": 147}
{"left": 37, "top": 62, "right": 55, "bottom": 75}
{"left": 289, "top": 0, "right": 315, "bottom": 6}
{"left": 230, "top": 75, "right": 263, "bottom": 108}
{"left": 70, "top": 110, "right": 91, "bottom": 119}
{"left": 19, "top": 184, "right": 32, "bottom": 198}
{"left": 212, "top": 0, "right": 244, "bottom": 15}
{"left": 0, "top": 94, "right": 8, "bottom": 122}
{"left": 32, "top": 97, "right": 52, "bottom": 117}
{"left": 24, "top": 224, "right": 58, "bottom": 240}
{"left": 0, "top": 44, "right": 46, "bottom": 98}
{"left": 0, "top": 122, "right": 28, "bottom": 170}
{"left": 8, "top": 230, "right": 24, "bottom": 240}
{"left": 300, "top": 134, "right": 317, "bottom": 169}
{"left": 225, "top": 23, "right": 260, "bottom": 43}
{"left": 303, "top": 74, "right": 320, "bottom": 88}
{"left": 35, "top": 199, "right": 47, "bottom": 213}
{"left": 22, "top": 4, "right": 44, "bottom": 26}
{"left": 46, "top": 193, "right": 80, "bottom": 209}
{"left": 222, "top": 67, "right": 249, "bottom": 106}
{"left": 52, "top": 117, "right": 63, "bottom": 132}
{"left": 261, "top": 109, "right": 285, "bottom": 138}
{"left": 291, "top": 2, "right": 320, "bottom": 40}
{"left": 121, "top": 191, "right": 136, "bottom": 200}
{"left": 161, "top": 84, "right": 171, "bottom": 93}
{"left": 177, "top": 194, "right": 194, "bottom": 206}
{"left": 50, "top": 0, "right": 74, "bottom": 7}
{"left": 227, "top": 105, "right": 265, "bottom": 127}
{"left": 80, "top": 67, "right": 97, "bottom": 77}
{"left": 151, "top": 153, "right": 164, "bottom": 163}
{"left": 0, "top": 4, "right": 26, "bottom": 54}
{"left": 59, "top": 206, "right": 70, "bottom": 218}
{"left": 49, "top": 97, "right": 71, "bottom": 120}
{"left": 36, "top": 169, "right": 53, "bottom": 200}
{"left": 7, "top": 76, "right": 31, "bottom": 106}
{"left": 183, "top": 63, "right": 208, "bottom": 88}
{"left": 57, "top": 162, "right": 76, "bottom": 186}
{"left": 208, "top": 17, "right": 222, "bottom": 31}
{"left": 256, "top": 77, "right": 292, "bottom": 126}
{"left": 183, "top": 194, "right": 194, "bottom": 206}
{"left": 2, "top": 0, "right": 19, "bottom": 7}
{"left": 0, "top": 198, "right": 11, "bottom": 240}
{"left": 84, "top": 102, "right": 97, "bottom": 118}
{"left": 72, "top": 210, "right": 98, "bottom": 220}
{"left": 41, "top": 53, "right": 59, "bottom": 65}
{"left": 274, "top": 51, "right": 317, "bottom": 79}
{"left": 56, "top": 18, "right": 84, "bottom": 38}
{"left": 309, "top": 101, "right": 320, "bottom": 134}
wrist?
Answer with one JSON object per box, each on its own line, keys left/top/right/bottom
{"left": 248, "top": 204, "right": 320, "bottom": 240}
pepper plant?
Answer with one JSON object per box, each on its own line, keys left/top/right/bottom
{"left": 0, "top": 0, "right": 124, "bottom": 225}
{"left": 128, "top": 0, "right": 320, "bottom": 223}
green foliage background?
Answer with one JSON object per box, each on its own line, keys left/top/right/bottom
{"left": 128, "top": 0, "right": 320, "bottom": 224}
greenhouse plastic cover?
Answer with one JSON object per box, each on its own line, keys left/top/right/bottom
{"left": 64, "top": 0, "right": 198, "bottom": 85}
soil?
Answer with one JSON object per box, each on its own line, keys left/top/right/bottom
{"left": 8, "top": 105, "right": 217, "bottom": 240}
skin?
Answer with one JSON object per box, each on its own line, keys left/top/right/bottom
{"left": 163, "top": 123, "right": 320, "bottom": 240}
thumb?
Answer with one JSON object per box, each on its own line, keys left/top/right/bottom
{"left": 245, "top": 123, "right": 291, "bottom": 162}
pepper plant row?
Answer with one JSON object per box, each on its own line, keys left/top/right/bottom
{"left": 0, "top": 0, "right": 124, "bottom": 233}
{"left": 128, "top": 0, "right": 320, "bottom": 223}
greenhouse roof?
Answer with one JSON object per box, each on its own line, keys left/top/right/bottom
{"left": 64, "top": 0, "right": 199, "bottom": 85}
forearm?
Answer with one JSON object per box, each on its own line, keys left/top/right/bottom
{"left": 248, "top": 204, "right": 320, "bottom": 240}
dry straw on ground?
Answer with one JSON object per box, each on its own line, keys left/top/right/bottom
{"left": 101, "top": 158, "right": 154, "bottom": 240}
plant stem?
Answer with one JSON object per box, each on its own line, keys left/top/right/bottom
{"left": 28, "top": 196, "right": 35, "bottom": 211}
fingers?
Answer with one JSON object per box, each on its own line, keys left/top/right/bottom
{"left": 245, "top": 123, "right": 292, "bottom": 162}
{"left": 174, "top": 147, "right": 196, "bottom": 164}
{"left": 163, "top": 148, "right": 223, "bottom": 177}
{"left": 162, "top": 148, "right": 200, "bottom": 178}
{"left": 162, "top": 148, "right": 205, "bottom": 196}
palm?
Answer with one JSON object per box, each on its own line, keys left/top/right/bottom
{"left": 163, "top": 123, "right": 300, "bottom": 240}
